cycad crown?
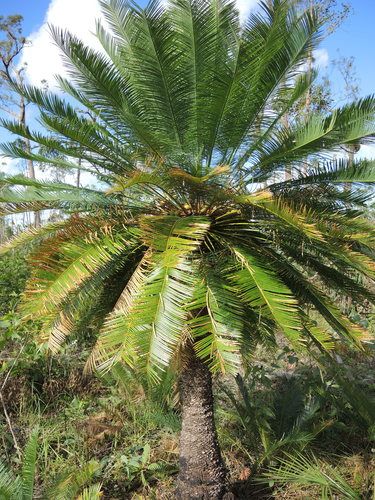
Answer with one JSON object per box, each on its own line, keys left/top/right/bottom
{"left": 1, "top": 0, "right": 374, "bottom": 381}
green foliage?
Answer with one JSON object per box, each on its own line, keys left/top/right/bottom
{"left": 0, "top": 422, "right": 102, "bottom": 499}
{"left": 117, "top": 443, "right": 166, "bottom": 488}
{"left": 0, "top": 324, "right": 373, "bottom": 498}
{"left": 76, "top": 483, "right": 102, "bottom": 500}
{"left": 220, "top": 367, "right": 331, "bottom": 469}
{"left": 0, "top": 430, "right": 37, "bottom": 500}
{"left": 259, "top": 453, "right": 361, "bottom": 499}
{"left": 0, "top": 252, "right": 28, "bottom": 315}
{"left": 20, "top": 430, "right": 38, "bottom": 500}
{"left": 48, "top": 461, "right": 101, "bottom": 500}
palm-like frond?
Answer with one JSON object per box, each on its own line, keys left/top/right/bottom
{"left": 21, "top": 430, "right": 39, "bottom": 500}
{"left": 188, "top": 269, "right": 243, "bottom": 373}
{"left": 48, "top": 460, "right": 101, "bottom": 500}
{"left": 258, "top": 452, "right": 361, "bottom": 499}
{"left": 231, "top": 247, "right": 302, "bottom": 345}
{"left": 85, "top": 252, "right": 150, "bottom": 373}
{"left": 0, "top": 462, "right": 21, "bottom": 499}
{"left": 22, "top": 229, "right": 138, "bottom": 318}
{"left": 0, "top": 431, "right": 38, "bottom": 500}
{"left": 0, "top": 0, "right": 373, "bottom": 381}
{"left": 77, "top": 483, "right": 103, "bottom": 500}
{"left": 89, "top": 216, "right": 209, "bottom": 379}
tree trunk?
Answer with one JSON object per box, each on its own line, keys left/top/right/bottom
{"left": 177, "top": 343, "right": 227, "bottom": 499}
{"left": 19, "top": 93, "right": 41, "bottom": 227}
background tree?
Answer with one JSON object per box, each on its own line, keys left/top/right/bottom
{"left": 0, "top": 15, "right": 40, "bottom": 227}
{"left": 300, "top": 0, "right": 351, "bottom": 118}
{"left": 0, "top": 0, "right": 374, "bottom": 498}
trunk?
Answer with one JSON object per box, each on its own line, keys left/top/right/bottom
{"left": 281, "top": 114, "right": 291, "bottom": 181}
{"left": 345, "top": 143, "right": 357, "bottom": 193}
{"left": 76, "top": 157, "right": 82, "bottom": 188}
{"left": 177, "top": 343, "right": 227, "bottom": 499}
{"left": 302, "top": 1, "right": 313, "bottom": 175}
{"left": 304, "top": 1, "right": 314, "bottom": 117}
{"left": 19, "top": 94, "right": 41, "bottom": 227}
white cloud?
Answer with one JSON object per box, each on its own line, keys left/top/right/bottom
{"left": 357, "top": 144, "right": 375, "bottom": 160}
{"left": 313, "top": 48, "right": 329, "bottom": 68}
{"left": 22, "top": 0, "right": 260, "bottom": 87}
{"left": 21, "top": 0, "right": 104, "bottom": 87}
{"left": 236, "top": 0, "right": 259, "bottom": 22}
{"left": 0, "top": 157, "right": 23, "bottom": 175}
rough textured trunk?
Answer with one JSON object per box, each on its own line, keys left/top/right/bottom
{"left": 177, "top": 344, "right": 227, "bottom": 499}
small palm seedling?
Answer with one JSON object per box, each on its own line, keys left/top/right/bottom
{"left": 258, "top": 452, "right": 362, "bottom": 499}
{"left": 221, "top": 372, "right": 332, "bottom": 470}
{"left": 0, "top": 430, "right": 37, "bottom": 500}
{"left": 0, "top": 431, "right": 102, "bottom": 500}
{"left": 48, "top": 460, "right": 102, "bottom": 500}
{"left": 76, "top": 483, "right": 102, "bottom": 500}
{"left": 1, "top": 0, "right": 374, "bottom": 497}
{"left": 119, "top": 443, "right": 165, "bottom": 489}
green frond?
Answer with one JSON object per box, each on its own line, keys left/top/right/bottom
{"left": 109, "top": 169, "right": 188, "bottom": 210}
{"left": 253, "top": 95, "right": 375, "bottom": 179}
{"left": 0, "top": 175, "right": 117, "bottom": 216}
{"left": 274, "top": 158, "right": 375, "bottom": 189}
{"left": 222, "top": 0, "right": 321, "bottom": 161}
{"left": 89, "top": 216, "right": 210, "bottom": 379}
{"left": 139, "top": 214, "right": 210, "bottom": 253}
{"left": 258, "top": 452, "right": 361, "bottom": 499}
{"left": 303, "top": 325, "right": 335, "bottom": 351}
{"left": 0, "top": 0, "right": 373, "bottom": 387}
{"left": 136, "top": 256, "right": 196, "bottom": 380}
{"left": 231, "top": 247, "right": 302, "bottom": 345}
{"left": 21, "top": 430, "right": 38, "bottom": 500}
{"left": 0, "top": 220, "right": 67, "bottom": 256}
{"left": 50, "top": 25, "right": 168, "bottom": 158}
{"left": 40, "top": 244, "right": 139, "bottom": 354}
{"left": 188, "top": 270, "right": 243, "bottom": 373}
{"left": 237, "top": 192, "right": 324, "bottom": 240}
{"left": 86, "top": 252, "right": 150, "bottom": 373}
{"left": 237, "top": 69, "right": 319, "bottom": 169}
{"left": 135, "top": 216, "right": 210, "bottom": 378}
{"left": 22, "top": 229, "right": 138, "bottom": 320}
{"left": 337, "top": 245, "right": 375, "bottom": 280}
{"left": 283, "top": 245, "right": 375, "bottom": 306}
{"left": 276, "top": 256, "right": 369, "bottom": 347}
{"left": 1, "top": 140, "right": 88, "bottom": 173}
{"left": 0, "top": 174, "right": 93, "bottom": 193}
{"left": 0, "top": 461, "right": 21, "bottom": 499}
{"left": 48, "top": 460, "right": 101, "bottom": 500}
{"left": 77, "top": 483, "right": 103, "bottom": 500}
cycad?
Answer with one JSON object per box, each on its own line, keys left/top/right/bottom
{"left": 258, "top": 452, "right": 362, "bottom": 499}
{"left": 1, "top": 0, "right": 374, "bottom": 497}
{"left": 0, "top": 431, "right": 38, "bottom": 500}
{"left": 0, "top": 433, "right": 101, "bottom": 500}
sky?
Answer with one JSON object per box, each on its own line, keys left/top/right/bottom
{"left": 0, "top": 0, "right": 374, "bottom": 173}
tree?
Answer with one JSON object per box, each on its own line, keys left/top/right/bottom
{"left": 0, "top": 0, "right": 374, "bottom": 497}
{"left": 0, "top": 15, "right": 40, "bottom": 227}
{"left": 299, "top": 0, "right": 351, "bottom": 118}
